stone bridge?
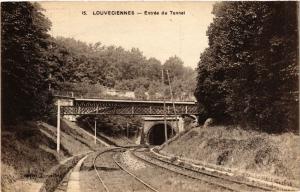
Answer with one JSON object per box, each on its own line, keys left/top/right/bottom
{"left": 138, "top": 116, "right": 185, "bottom": 145}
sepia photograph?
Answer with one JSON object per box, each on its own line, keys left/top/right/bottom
{"left": 1, "top": 1, "right": 299, "bottom": 192}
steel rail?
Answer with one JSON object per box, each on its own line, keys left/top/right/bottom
{"left": 93, "top": 147, "right": 123, "bottom": 192}
{"left": 131, "top": 149, "right": 271, "bottom": 192}
{"left": 131, "top": 149, "right": 235, "bottom": 191}
{"left": 93, "top": 146, "right": 151, "bottom": 192}
{"left": 112, "top": 152, "right": 159, "bottom": 192}
{"left": 145, "top": 150, "right": 273, "bottom": 191}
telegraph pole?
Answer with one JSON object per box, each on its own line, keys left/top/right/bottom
{"left": 48, "top": 73, "right": 52, "bottom": 91}
{"left": 94, "top": 118, "right": 97, "bottom": 144}
{"left": 126, "top": 122, "right": 129, "bottom": 138}
{"left": 57, "top": 100, "right": 61, "bottom": 153}
{"left": 166, "top": 70, "right": 178, "bottom": 137}
{"left": 162, "top": 69, "right": 168, "bottom": 143}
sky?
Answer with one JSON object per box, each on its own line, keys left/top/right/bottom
{"left": 41, "top": 2, "right": 215, "bottom": 69}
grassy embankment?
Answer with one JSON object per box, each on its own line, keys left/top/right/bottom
{"left": 162, "top": 125, "right": 300, "bottom": 188}
{"left": 1, "top": 120, "right": 104, "bottom": 192}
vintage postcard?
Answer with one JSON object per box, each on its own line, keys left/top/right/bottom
{"left": 1, "top": 1, "right": 299, "bottom": 192}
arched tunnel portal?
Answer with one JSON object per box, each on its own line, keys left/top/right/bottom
{"left": 147, "top": 123, "right": 176, "bottom": 145}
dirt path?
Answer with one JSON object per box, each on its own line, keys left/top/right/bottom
{"left": 66, "top": 155, "right": 89, "bottom": 192}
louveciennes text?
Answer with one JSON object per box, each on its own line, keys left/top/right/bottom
{"left": 81, "top": 10, "right": 186, "bottom": 16}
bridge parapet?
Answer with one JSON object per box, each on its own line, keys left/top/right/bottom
{"left": 54, "top": 96, "right": 199, "bottom": 116}
{"left": 60, "top": 99, "right": 198, "bottom": 115}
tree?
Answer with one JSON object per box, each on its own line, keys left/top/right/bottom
{"left": 2, "top": 2, "right": 52, "bottom": 123}
{"left": 148, "top": 82, "right": 159, "bottom": 99}
{"left": 134, "top": 86, "right": 147, "bottom": 100}
{"left": 163, "top": 56, "right": 185, "bottom": 81}
{"left": 78, "top": 115, "right": 142, "bottom": 137}
{"left": 48, "top": 36, "right": 196, "bottom": 102}
{"left": 146, "top": 58, "right": 162, "bottom": 81}
{"left": 195, "top": 2, "right": 298, "bottom": 132}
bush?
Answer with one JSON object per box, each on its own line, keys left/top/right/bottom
{"left": 195, "top": 2, "right": 299, "bottom": 133}
{"left": 78, "top": 115, "right": 142, "bottom": 137}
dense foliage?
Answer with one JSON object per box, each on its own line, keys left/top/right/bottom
{"left": 78, "top": 115, "right": 142, "bottom": 137}
{"left": 49, "top": 37, "right": 196, "bottom": 101}
{"left": 2, "top": 2, "right": 53, "bottom": 123}
{"left": 2, "top": 2, "right": 196, "bottom": 125}
{"left": 195, "top": 2, "right": 299, "bottom": 132}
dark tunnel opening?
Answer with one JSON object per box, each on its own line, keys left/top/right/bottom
{"left": 147, "top": 124, "right": 175, "bottom": 145}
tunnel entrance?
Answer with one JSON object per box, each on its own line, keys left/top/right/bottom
{"left": 147, "top": 123, "right": 175, "bottom": 145}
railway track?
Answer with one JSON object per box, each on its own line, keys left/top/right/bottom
{"left": 112, "top": 153, "right": 159, "bottom": 192}
{"left": 130, "top": 148, "right": 272, "bottom": 192}
{"left": 93, "top": 146, "right": 158, "bottom": 192}
{"left": 93, "top": 147, "right": 121, "bottom": 192}
{"left": 64, "top": 130, "right": 286, "bottom": 192}
{"left": 146, "top": 150, "right": 297, "bottom": 191}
